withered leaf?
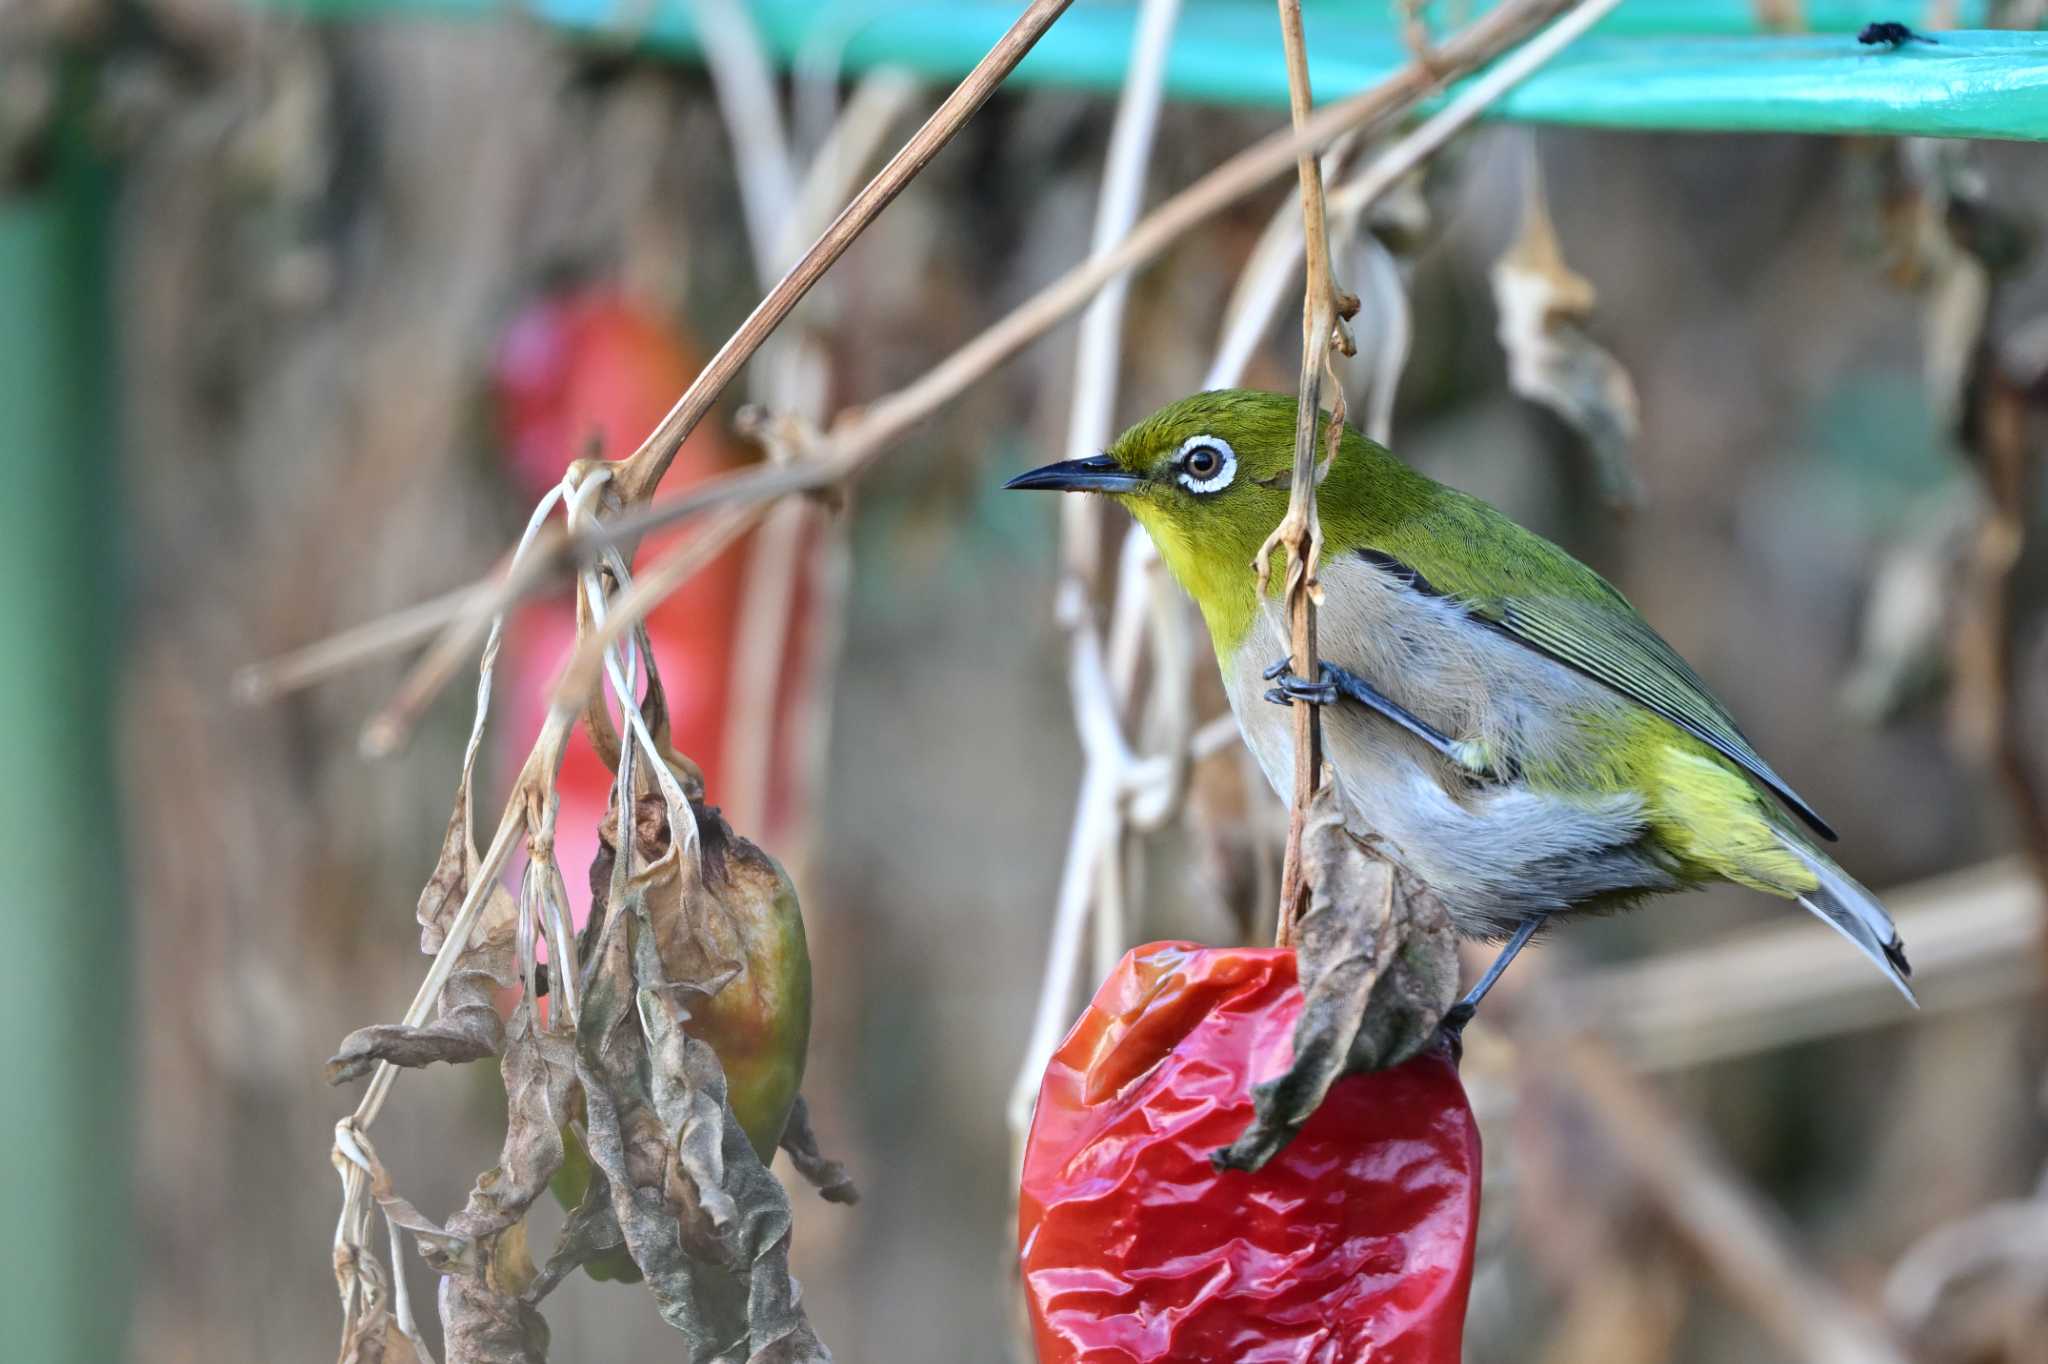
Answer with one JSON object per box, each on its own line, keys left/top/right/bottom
{"left": 1491, "top": 170, "right": 1642, "bottom": 509}
{"left": 443, "top": 1004, "right": 577, "bottom": 1260}
{"left": 336, "top": 1247, "right": 428, "bottom": 1364}
{"left": 335, "top": 1004, "right": 575, "bottom": 1363}
{"left": 418, "top": 775, "right": 475, "bottom": 954}
{"left": 571, "top": 871, "right": 829, "bottom": 1363}
{"left": 778, "top": 1097, "right": 858, "bottom": 1206}
{"left": 1214, "top": 781, "right": 1459, "bottom": 1173}
{"left": 642, "top": 983, "right": 827, "bottom": 1363}
{"left": 419, "top": 702, "right": 495, "bottom": 953}
{"left": 525, "top": 1156, "right": 630, "bottom": 1303}
{"left": 327, "top": 946, "right": 508, "bottom": 1085}
{"left": 441, "top": 1275, "right": 550, "bottom": 1364}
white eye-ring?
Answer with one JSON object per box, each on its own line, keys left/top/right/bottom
{"left": 1175, "top": 435, "right": 1237, "bottom": 494}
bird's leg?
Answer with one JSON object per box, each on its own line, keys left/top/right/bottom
{"left": 1263, "top": 658, "right": 1495, "bottom": 777}
{"left": 1439, "top": 916, "right": 1542, "bottom": 1039}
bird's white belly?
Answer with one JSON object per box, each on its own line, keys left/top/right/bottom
{"left": 1220, "top": 556, "right": 1665, "bottom": 935}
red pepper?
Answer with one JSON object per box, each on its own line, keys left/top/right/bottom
{"left": 1018, "top": 942, "right": 1480, "bottom": 1364}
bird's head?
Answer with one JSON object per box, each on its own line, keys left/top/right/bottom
{"left": 1006, "top": 389, "right": 1309, "bottom": 585}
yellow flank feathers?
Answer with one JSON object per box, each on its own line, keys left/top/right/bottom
{"left": 1643, "top": 746, "right": 1818, "bottom": 894}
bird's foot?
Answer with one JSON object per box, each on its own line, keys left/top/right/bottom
{"left": 1265, "top": 657, "right": 1497, "bottom": 779}
{"left": 1261, "top": 658, "right": 1337, "bottom": 707}
{"left": 1437, "top": 1000, "right": 1476, "bottom": 1061}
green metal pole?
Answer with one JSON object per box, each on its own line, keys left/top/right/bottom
{"left": 0, "top": 65, "right": 130, "bottom": 1364}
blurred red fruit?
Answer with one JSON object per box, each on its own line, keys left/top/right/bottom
{"left": 490, "top": 287, "right": 748, "bottom": 926}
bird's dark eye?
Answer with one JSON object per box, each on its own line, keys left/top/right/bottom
{"left": 1174, "top": 435, "right": 1237, "bottom": 493}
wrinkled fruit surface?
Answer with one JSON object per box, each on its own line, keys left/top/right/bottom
{"left": 549, "top": 801, "right": 811, "bottom": 1283}
{"left": 1018, "top": 942, "right": 1480, "bottom": 1364}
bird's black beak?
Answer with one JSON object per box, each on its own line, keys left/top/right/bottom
{"left": 1004, "top": 453, "right": 1145, "bottom": 494}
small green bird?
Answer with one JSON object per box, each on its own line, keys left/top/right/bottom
{"left": 1008, "top": 390, "right": 1912, "bottom": 1015}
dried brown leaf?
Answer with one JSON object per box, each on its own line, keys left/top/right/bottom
{"left": 443, "top": 1005, "right": 578, "bottom": 1262}
{"left": 778, "top": 1097, "right": 858, "bottom": 1206}
{"left": 418, "top": 697, "right": 503, "bottom": 951}
{"left": 336, "top": 1248, "right": 428, "bottom": 1364}
{"left": 418, "top": 774, "right": 477, "bottom": 954}
{"left": 1214, "top": 780, "right": 1459, "bottom": 1172}
{"left": 336, "top": 1006, "right": 575, "bottom": 1363}
{"left": 525, "top": 1153, "right": 630, "bottom": 1303}
{"left": 570, "top": 868, "right": 828, "bottom": 1363}
{"left": 1491, "top": 170, "right": 1641, "bottom": 508}
{"left": 441, "top": 1275, "right": 550, "bottom": 1364}
{"left": 327, "top": 933, "right": 510, "bottom": 1085}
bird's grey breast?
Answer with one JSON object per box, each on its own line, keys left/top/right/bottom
{"left": 1219, "top": 550, "right": 1666, "bottom": 934}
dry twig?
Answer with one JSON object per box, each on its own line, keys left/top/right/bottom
{"left": 1006, "top": 0, "right": 1185, "bottom": 1151}
{"left": 608, "top": 0, "right": 1076, "bottom": 505}
{"left": 1262, "top": 0, "right": 1357, "bottom": 945}
{"left": 242, "top": 0, "right": 1581, "bottom": 730}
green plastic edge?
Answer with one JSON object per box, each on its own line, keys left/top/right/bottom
{"left": 262, "top": 0, "right": 2048, "bottom": 141}
{"left": 0, "top": 61, "right": 131, "bottom": 1364}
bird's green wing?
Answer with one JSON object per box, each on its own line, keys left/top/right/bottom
{"left": 1363, "top": 496, "right": 1837, "bottom": 841}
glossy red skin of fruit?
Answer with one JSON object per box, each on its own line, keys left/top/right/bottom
{"left": 1018, "top": 942, "right": 1480, "bottom": 1364}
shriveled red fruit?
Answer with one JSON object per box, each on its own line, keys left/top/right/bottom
{"left": 1018, "top": 942, "right": 1480, "bottom": 1364}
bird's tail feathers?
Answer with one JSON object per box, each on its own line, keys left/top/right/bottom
{"left": 1780, "top": 834, "right": 1917, "bottom": 1005}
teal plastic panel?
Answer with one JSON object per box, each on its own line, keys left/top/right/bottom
{"left": 266, "top": 0, "right": 2048, "bottom": 140}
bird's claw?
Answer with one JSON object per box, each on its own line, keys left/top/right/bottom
{"left": 1262, "top": 661, "right": 1337, "bottom": 708}
{"left": 1263, "top": 655, "right": 1502, "bottom": 782}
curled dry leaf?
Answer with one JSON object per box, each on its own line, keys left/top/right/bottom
{"left": 442, "top": 1006, "right": 578, "bottom": 1262}
{"left": 327, "top": 939, "right": 510, "bottom": 1084}
{"left": 778, "top": 1096, "right": 859, "bottom": 1206}
{"left": 336, "top": 1245, "right": 428, "bottom": 1364}
{"left": 1491, "top": 169, "right": 1642, "bottom": 509}
{"left": 328, "top": 877, "right": 516, "bottom": 1084}
{"left": 331, "top": 743, "right": 522, "bottom": 1085}
{"left": 1214, "top": 779, "right": 1459, "bottom": 1173}
{"left": 569, "top": 807, "right": 829, "bottom": 1363}
{"left": 338, "top": 1005, "right": 576, "bottom": 1364}
{"left": 529, "top": 1151, "right": 631, "bottom": 1299}
{"left": 418, "top": 769, "right": 478, "bottom": 954}
{"left": 441, "top": 1277, "right": 551, "bottom": 1364}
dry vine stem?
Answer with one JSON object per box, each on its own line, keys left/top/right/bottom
{"left": 1005, "top": 0, "right": 1187, "bottom": 1156}
{"left": 231, "top": 0, "right": 1578, "bottom": 724}
{"left": 534, "top": 0, "right": 1576, "bottom": 724}
{"left": 1001, "top": 0, "right": 1581, "bottom": 1144}
{"left": 607, "top": 0, "right": 1075, "bottom": 505}
{"left": 1265, "top": 0, "right": 1358, "bottom": 946}
{"left": 326, "top": 6, "right": 1088, "bottom": 1357}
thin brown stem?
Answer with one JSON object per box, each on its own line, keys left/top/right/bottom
{"left": 248, "top": 0, "right": 1575, "bottom": 727}
{"left": 611, "top": 0, "right": 1077, "bottom": 506}
{"left": 1266, "top": 0, "right": 1355, "bottom": 947}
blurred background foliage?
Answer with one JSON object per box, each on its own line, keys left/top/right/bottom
{"left": 6, "top": 1, "right": 2048, "bottom": 1361}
